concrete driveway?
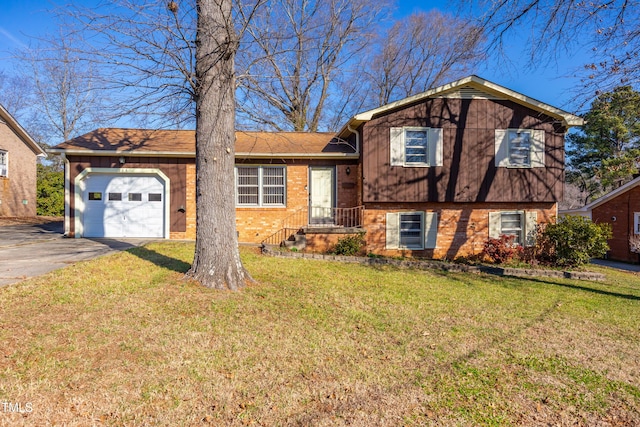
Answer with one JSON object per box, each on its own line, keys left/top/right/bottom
{"left": 0, "top": 220, "right": 152, "bottom": 286}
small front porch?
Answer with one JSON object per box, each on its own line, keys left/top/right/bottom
{"left": 261, "top": 206, "right": 365, "bottom": 251}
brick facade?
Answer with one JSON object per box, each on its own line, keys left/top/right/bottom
{"left": 591, "top": 186, "right": 640, "bottom": 263}
{"left": 363, "top": 202, "right": 557, "bottom": 259}
{"left": 0, "top": 121, "right": 40, "bottom": 217}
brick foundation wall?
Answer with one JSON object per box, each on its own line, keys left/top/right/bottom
{"left": 363, "top": 202, "right": 557, "bottom": 259}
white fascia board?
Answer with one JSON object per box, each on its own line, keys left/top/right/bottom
{"left": 236, "top": 152, "right": 359, "bottom": 159}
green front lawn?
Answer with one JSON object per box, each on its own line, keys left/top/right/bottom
{"left": 1, "top": 242, "right": 639, "bottom": 426}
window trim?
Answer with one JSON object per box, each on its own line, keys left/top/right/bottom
{"left": 0, "top": 150, "right": 7, "bottom": 178}
{"left": 235, "top": 165, "right": 286, "bottom": 207}
{"left": 634, "top": 212, "right": 640, "bottom": 234}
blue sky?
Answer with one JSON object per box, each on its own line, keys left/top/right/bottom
{"left": 0, "top": 0, "right": 588, "bottom": 114}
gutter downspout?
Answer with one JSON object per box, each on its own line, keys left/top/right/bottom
{"left": 347, "top": 124, "right": 360, "bottom": 156}
{"left": 62, "top": 154, "right": 70, "bottom": 237}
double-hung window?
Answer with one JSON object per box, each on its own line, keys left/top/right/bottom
{"left": 236, "top": 166, "right": 286, "bottom": 207}
{"left": 404, "top": 129, "right": 429, "bottom": 165}
{"left": 399, "top": 212, "right": 424, "bottom": 249}
{"left": 499, "top": 212, "right": 524, "bottom": 245}
{"left": 386, "top": 211, "right": 438, "bottom": 250}
{"left": 0, "top": 150, "right": 7, "bottom": 177}
{"left": 390, "top": 127, "right": 443, "bottom": 167}
{"left": 495, "top": 128, "right": 545, "bottom": 168}
{"left": 488, "top": 211, "right": 538, "bottom": 247}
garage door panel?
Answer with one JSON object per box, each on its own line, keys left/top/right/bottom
{"left": 83, "top": 174, "right": 166, "bottom": 238}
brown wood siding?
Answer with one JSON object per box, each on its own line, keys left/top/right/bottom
{"left": 66, "top": 156, "right": 191, "bottom": 235}
{"left": 362, "top": 98, "right": 565, "bottom": 203}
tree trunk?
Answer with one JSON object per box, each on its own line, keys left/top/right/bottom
{"left": 187, "top": 0, "right": 252, "bottom": 290}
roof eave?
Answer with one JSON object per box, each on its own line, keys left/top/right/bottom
{"left": 48, "top": 148, "right": 358, "bottom": 159}
{"left": 0, "top": 105, "right": 47, "bottom": 156}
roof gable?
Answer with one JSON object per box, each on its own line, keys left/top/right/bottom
{"left": 0, "top": 104, "right": 46, "bottom": 156}
{"left": 338, "top": 75, "right": 584, "bottom": 138}
{"left": 562, "top": 176, "right": 640, "bottom": 215}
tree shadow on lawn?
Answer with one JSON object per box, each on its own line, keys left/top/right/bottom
{"left": 426, "top": 268, "right": 640, "bottom": 301}
{"left": 126, "top": 245, "right": 191, "bottom": 273}
{"left": 527, "top": 277, "right": 640, "bottom": 302}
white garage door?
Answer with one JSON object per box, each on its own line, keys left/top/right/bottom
{"left": 83, "top": 174, "right": 166, "bottom": 238}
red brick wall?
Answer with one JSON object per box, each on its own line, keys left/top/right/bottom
{"left": 236, "top": 162, "right": 360, "bottom": 244}
{"left": 592, "top": 186, "right": 640, "bottom": 262}
{"left": 363, "top": 202, "right": 557, "bottom": 259}
{"left": 0, "top": 122, "right": 39, "bottom": 217}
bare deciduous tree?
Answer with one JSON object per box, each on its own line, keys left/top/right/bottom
{"left": 364, "top": 11, "right": 484, "bottom": 106}
{"left": 186, "top": 0, "right": 253, "bottom": 289}
{"left": 473, "top": 0, "right": 640, "bottom": 95}
{"left": 65, "top": 0, "right": 198, "bottom": 127}
{"left": 235, "top": 0, "right": 390, "bottom": 131}
{"left": 14, "top": 32, "right": 107, "bottom": 145}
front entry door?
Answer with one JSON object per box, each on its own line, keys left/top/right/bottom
{"left": 309, "top": 167, "right": 335, "bottom": 224}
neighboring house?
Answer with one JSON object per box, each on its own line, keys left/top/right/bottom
{"left": 560, "top": 176, "right": 640, "bottom": 263}
{"left": 49, "top": 76, "right": 583, "bottom": 258}
{"left": 0, "top": 104, "right": 47, "bottom": 217}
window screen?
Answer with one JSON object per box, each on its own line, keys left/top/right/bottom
{"left": 236, "top": 166, "right": 285, "bottom": 206}
{"left": 404, "top": 129, "right": 428, "bottom": 165}
{"left": 399, "top": 213, "right": 423, "bottom": 249}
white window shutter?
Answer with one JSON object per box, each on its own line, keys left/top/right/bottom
{"left": 488, "top": 212, "right": 501, "bottom": 239}
{"left": 428, "top": 128, "right": 443, "bottom": 167}
{"left": 531, "top": 130, "right": 545, "bottom": 168}
{"left": 494, "top": 130, "right": 509, "bottom": 167}
{"left": 424, "top": 212, "right": 438, "bottom": 249}
{"left": 386, "top": 212, "right": 400, "bottom": 249}
{"left": 525, "top": 211, "right": 538, "bottom": 247}
{"left": 390, "top": 127, "right": 404, "bottom": 166}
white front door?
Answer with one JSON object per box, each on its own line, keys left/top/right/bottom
{"left": 310, "top": 167, "right": 335, "bottom": 224}
{"left": 83, "top": 174, "right": 165, "bottom": 238}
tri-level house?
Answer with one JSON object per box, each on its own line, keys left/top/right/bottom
{"left": 50, "top": 76, "right": 583, "bottom": 258}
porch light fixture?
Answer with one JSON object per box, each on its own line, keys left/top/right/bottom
{"left": 346, "top": 167, "right": 351, "bottom": 175}
{"left": 118, "top": 156, "right": 126, "bottom": 165}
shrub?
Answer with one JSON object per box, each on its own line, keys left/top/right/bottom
{"left": 482, "top": 234, "right": 523, "bottom": 264}
{"left": 330, "top": 232, "right": 366, "bottom": 256}
{"left": 536, "top": 216, "right": 611, "bottom": 267}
